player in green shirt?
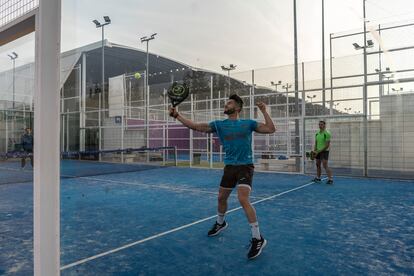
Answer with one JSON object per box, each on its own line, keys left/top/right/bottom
{"left": 313, "top": 120, "right": 333, "bottom": 184}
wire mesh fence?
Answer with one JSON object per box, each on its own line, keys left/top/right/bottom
{"left": 1, "top": 20, "right": 413, "bottom": 178}
{"left": 0, "top": 0, "right": 38, "bottom": 27}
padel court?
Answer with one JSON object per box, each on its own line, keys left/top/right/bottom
{"left": 1, "top": 162, "right": 413, "bottom": 275}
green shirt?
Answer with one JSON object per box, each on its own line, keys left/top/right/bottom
{"left": 315, "top": 130, "right": 331, "bottom": 152}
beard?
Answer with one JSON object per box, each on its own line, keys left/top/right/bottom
{"left": 224, "top": 108, "right": 236, "bottom": 115}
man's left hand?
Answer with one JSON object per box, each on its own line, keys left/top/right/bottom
{"left": 256, "top": 102, "right": 267, "bottom": 113}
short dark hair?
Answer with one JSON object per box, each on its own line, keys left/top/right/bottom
{"left": 229, "top": 94, "right": 243, "bottom": 111}
{"left": 319, "top": 120, "right": 326, "bottom": 124}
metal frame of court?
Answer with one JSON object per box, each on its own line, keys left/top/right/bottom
{"left": 0, "top": 0, "right": 61, "bottom": 274}
{"left": 55, "top": 19, "right": 414, "bottom": 179}
{"left": 2, "top": 2, "right": 414, "bottom": 275}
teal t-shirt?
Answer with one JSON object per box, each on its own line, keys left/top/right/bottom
{"left": 209, "top": 119, "right": 258, "bottom": 165}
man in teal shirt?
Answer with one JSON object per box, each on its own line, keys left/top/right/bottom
{"left": 169, "top": 94, "right": 275, "bottom": 259}
{"left": 313, "top": 120, "right": 333, "bottom": 184}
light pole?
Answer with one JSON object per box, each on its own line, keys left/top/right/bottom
{"left": 375, "top": 68, "right": 383, "bottom": 96}
{"left": 282, "top": 83, "right": 292, "bottom": 155}
{"left": 270, "top": 81, "right": 282, "bottom": 106}
{"left": 307, "top": 94, "right": 317, "bottom": 116}
{"left": 93, "top": 16, "right": 111, "bottom": 160}
{"left": 270, "top": 80, "right": 282, "bottom": 92}
{"left": 307, "top": 94, "right": 316, "bottom": 104}
{"left": 221, "top": 64, "right": 237, "bottom": 97}
{"left": 93, "top": 16, "right": 111, "bottom": 107}
{"left": 375, "top": 67, "right": 391, "bottom": 96}
{"left": 293, "top": 0, "right": 300, "bottom": 161}
{"left": 322, "top": 0, "right": 326, "bottom": 111}
{"left": 331, "top": 102, "right": 340, "bottom": 114}
{"left": 7, "top": 52, "right": 18, "bottom": 109}
{"left": 344, "top": 107, "right": 352, "bottom": 113}
{"left": 392, "top": 87, "right": 403, "bottom": 93}
{"left": 282, "top": 83, "right": 292, "bottom": 93}
{"left": 353, "top": 0, "right": 371, "bottom": 176}
{"left": 282, "top": 83, "right": 292, "bottom": 114}
{"left": 141, "top": 33, "right": 157, "bottom": 98}
{"left": 141, "top": 33, "right": 157, "bottom": 154}
{"left": 384, "top": 74, "right": 394, "bottom": 95}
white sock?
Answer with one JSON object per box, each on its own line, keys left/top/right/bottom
{"left": 216, "top": 213, "right": 225, "bottom": 225}
{"left": 250, "top": 222, "right": 261, "bottom": 239}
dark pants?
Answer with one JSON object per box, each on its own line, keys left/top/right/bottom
{"left": 21, "top": 150, "right": 33, "bottom": 168}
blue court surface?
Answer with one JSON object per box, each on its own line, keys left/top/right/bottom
{"left": 1, "top": 163, "right": 413, "bottom": 275}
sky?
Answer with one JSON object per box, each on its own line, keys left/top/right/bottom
{"left": 1, "top": 0, "right": 414, "bottom": 114}
{"left": 59, "top": 0, "right": 414, "bottom": 72}
{"left": 1, "top": 0, "right": 414, "bottom": 73}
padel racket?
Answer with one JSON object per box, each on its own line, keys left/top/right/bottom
{"left": 168, "top": 82, "right": 189, "bottom": 107}
{"left": 306, "top": 151, "right": 317, "bottom": 160}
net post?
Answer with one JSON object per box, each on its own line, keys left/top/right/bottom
{"left": 251, "top": 70, "right": 255, "bottom": 158}
{"left": 145, "top": 85, "right": 150, "bottom": 163}
{"left": 66, "top": 108, "right": 69, "bottom": 152}
{"left": 80, "top": 53, "right": 86, "bottom": 152}
{"left": 189, "top": 93, "right": 194, "bottom": 167}
{"left": 162, "top": 125, "right": 166, "bottom": 166}
{"left": 210, "top": 75, "right": 213, "bottom": 169}
{"left": 99, "top": 93, "right": 102, "bottom": 161}
{"left": 121, "top": 114, "right": 124, "bottom": 163}
{"left": 5, "top": 111, "right": 8, "bottom": 152}
{"left": 301, "top": 61, "right": 306, "bottom": 174}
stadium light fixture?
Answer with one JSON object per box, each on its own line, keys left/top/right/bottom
{"left": 7, "top": 52, "right": 18, "bottom": 109}
{"left": 93, "top": 20, "right": 101, "bottom": 27}
{"left": 221, "top": 64, "right": 237, "bottom": 96}
{"left": 104, "top": 16, "right": 111, "bottom": 24}
{"left": 353, "top": 43, "right": 362, "bottom": 50}
{"left": 306, "top": 94, "right": 316, "bottom": 104}
{"left": 270, "top": 81, "right": 282, "bottom": 92}
{"left": 353, "top": 40, "right": 374, "bottom": 50}
{"left": 282, "top": 84, "right": 292, "bottom": 92}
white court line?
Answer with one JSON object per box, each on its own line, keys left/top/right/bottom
{"left": 0, "top": 166, "right": 32, "bottom": 173}
{"left": 65, "top": 175, "right": 264, "bottom": 200}
{"left": 60, "top": 179, "right": 320, "bottom": 271}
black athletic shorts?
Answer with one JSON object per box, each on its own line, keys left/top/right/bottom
{"left": 315, "top": 150, "right": 329, "bottom": 160}
{"left": 22, "top": 148, "right": 33, "bottom": 157}
{"left": 220, "top": 164, "right": 254, "bottom": 190}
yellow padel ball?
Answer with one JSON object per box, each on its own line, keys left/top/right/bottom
{"left": 134, "top": 72, "right": 141, "bottom": 79}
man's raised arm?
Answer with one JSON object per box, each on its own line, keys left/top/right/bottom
{"left": 169, "top": 107, "right": 213, "bottom": 133}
